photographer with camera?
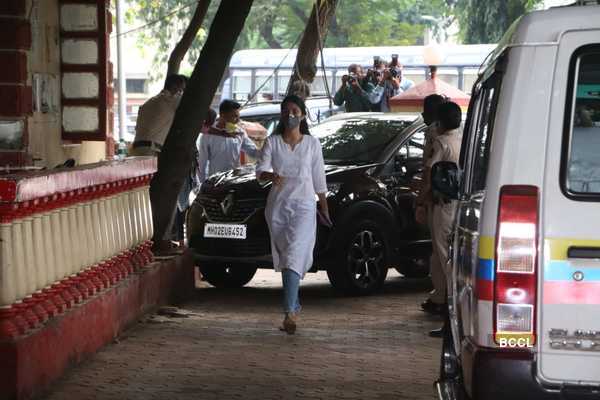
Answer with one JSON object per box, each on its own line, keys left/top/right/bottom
{"left": 392, "top": 59, "right": 415, "bottom": 92}
{"left": 333, "top": 64, "right": 374, "bottom": 112}
{"left": 369, "top": 67, "right": 401, "bottom": 112}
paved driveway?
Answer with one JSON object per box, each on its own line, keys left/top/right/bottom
{"left": 43, "top": 270, "right": 442, "bottom": 400}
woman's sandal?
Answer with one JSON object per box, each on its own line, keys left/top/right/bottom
{"left": 279, "top": 313, "right": 297, "bottom": 335}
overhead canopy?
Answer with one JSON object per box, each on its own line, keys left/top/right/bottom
{"left": 389, "top": 77, "right": 470, "bottom": 113}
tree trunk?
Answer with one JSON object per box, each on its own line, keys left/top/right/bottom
{"left": 166, "top": 0, "right": 212, "bottom": 76}
{"left": 259, "top": 19, "right": 282, "bottom": 49}
{"left": 286, "top": 0, "right": 338, "bottom": 96}
{"left": 150, "top": 0, "right": 254, "bottom": 245}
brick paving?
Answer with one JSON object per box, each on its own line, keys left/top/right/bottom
{"left": 42, "top": 270, "right": 442, "bottom": 400}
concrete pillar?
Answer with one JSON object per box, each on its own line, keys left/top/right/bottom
{"left": 31, "top": 212, "right": 46, "bottom": 291}
{"left": 68, "top": 202, "right": 81, "bottom": 274}
{"left": 142, "top": 186, "right": 153, "bottom": 240}
{"left": 136, "top": 188, "right": 146, "bottom": 242}
{"left": 133, "top": 189, "right": 143, "bottom": 245}
{"left": 117, "top": 193, "right": 127, "bottom": 253}
{"left": 111, "top": 193, "right": 123, "bottom": 253}
{"left": 127, "top": 190, "right": 138, "bottom": 247}
{"left": 117, "top": 192, "right": 130, "bottom": 250}
{"left": 11, "top": 219, "right": 26, "bottom": 300}
{"left": 59, "top": 207, "right": 73, "bottom": 280}
{"left": 83, "top": 200, "right": 96, "bottom": 267}
{"left": 22, "top": 214, "right": 37, "bottom": 294}
{"left": 125, "top": 190, "right": 135, "bottom": 249}
{"left": 90, "top": 198, "right": 102, "bottom": 264}
{"left": 97, "top": 196, "right": 109, "bottom": 261}
{"left": 0, "top": 223, "right": 15, "bottom": 306}
{"left": 41, "top": 210, "right": 57, "bottom": 285}
{"left": 104, "top": 193, "right": 116, "bottom": 257}
{"left": 51, "top": 207, "right": 66, "bottom": 281}
{"left": 75, "top": 200, "right": 87, "bottom": 271}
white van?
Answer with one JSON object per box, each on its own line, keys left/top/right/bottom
{"left": 432, "top": 3, "right": 600, "bottom": 399}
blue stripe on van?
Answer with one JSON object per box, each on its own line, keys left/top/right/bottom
{"left": 544, "top": 260, "right": 600, "bottom": 282}
{"left": 477, "top": 258, "right": 494, "bottom": 281}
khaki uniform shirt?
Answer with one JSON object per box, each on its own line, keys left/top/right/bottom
{"left": 416, "top": 122, "right": 441, "bottom": 206}
{"left": 426, "top": 127, "right": 462, "bottom": 169}
{"left": 133, "top": 90, "right": 181, "bottom": 147}
{"left": 423, "top": 122, "right": 441, "bottom": 164}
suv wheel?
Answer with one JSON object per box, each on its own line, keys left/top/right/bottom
{"left": 200, "top": 263, "right": 257, "bottom": 288}
{"left": 327, "top": 218, "right": 389, "bottom": 295}
{"left": 437, "top": 316, "right": 470, "bottom": 399}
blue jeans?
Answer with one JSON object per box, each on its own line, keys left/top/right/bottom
{"left": 282, "top": 269, "right": 301, "bottom": 314}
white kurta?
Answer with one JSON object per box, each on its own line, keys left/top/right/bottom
{"left": 256, "top": 135, "right": 327, "bottom": 278}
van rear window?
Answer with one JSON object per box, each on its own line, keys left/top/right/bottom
{"left": 564, "top": 49, "right": 600, "bottom": 196}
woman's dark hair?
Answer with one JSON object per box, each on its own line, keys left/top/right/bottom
{"left": 273, "top": 94, "right": 311, "bottom": 135}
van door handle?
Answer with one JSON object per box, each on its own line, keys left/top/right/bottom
{"left": 567, "top": 246, "right": 600, "bottom": 259}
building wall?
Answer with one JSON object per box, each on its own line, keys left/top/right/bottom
{"left": 0, "top": 0, "right": 108, "bottom": 168}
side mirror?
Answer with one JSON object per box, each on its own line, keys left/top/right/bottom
{"left": 431, "top": 161, "right": 460, "bottom": 200}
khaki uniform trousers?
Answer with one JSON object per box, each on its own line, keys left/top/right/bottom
{"left": 428, "top": 201, "right": 457, "bottom": 305}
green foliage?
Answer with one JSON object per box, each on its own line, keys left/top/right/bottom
{"left": 125, "top": 0, "right": 448, "bottom": 76}
{"left": 125, "top": 0, "right": 541, "bottom": 77}
{"left": 453, "top": 0, "right": 543, "bottom": 44}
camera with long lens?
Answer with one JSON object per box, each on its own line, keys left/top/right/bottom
{"left": 366, "top": 69, "right": 380, "bottom": 85}
{"left": 388, "top": 67, "right": 399, "bottom": 79}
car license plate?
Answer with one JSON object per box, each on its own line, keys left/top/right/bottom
{"left": 203, "top": 223, "right": 247, "bottom": 240}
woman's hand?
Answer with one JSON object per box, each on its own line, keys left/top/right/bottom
{"left": 272, "top": 173, "right": 284, "bottom": 186}
{"left": 258, "top": 171, "right": 284, "bottom": 186}
{"left": 317, "top": 194, "right": 332, "bottom": 227}
{"left": 320, "top": 208, "right": 333, "bottom": 227}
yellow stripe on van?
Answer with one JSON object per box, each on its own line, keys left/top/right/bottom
{"left": 545, "top": 238, "right": 600, "bottom": 261}
{"left": 478, "top": 236, "right": 495, "bottom": 260}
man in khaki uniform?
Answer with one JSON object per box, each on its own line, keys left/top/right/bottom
{"left": 415, "top": 94, "right": 447, "bottom": 315}
{"left": 420, "top": 101, "right": 463, "bottom": 337}
{"left": 130, "top": 74, "right": 187, "bottom": 156}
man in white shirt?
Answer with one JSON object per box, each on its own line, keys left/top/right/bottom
{"left": 130, "top": 74, "right": 187, "bottom": 156}
{"left": 196, "top": 100, "right": 259, "bottom": 187}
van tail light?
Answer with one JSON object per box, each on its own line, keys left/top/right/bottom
{"left": 494, "top": 185, "right": 538, "bottom": 347}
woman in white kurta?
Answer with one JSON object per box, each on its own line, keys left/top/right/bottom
{"left": 256, "top": 95, "right": 330, "bottom": 334}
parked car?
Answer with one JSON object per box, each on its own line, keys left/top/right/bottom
{"left": 239, "top": 96, "right": 343, "bottom": 135}
{"left": 187, "top": 112, "right": 431, "bottom": 295}
{"left": 433, "top": 4, "right": 600, "bottom": 400}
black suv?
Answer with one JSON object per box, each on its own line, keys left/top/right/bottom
{"left": 187, "top": 113, "right": 431, "bottom": 295}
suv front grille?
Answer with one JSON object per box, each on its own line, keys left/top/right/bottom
{"left": 198, "top": 194, "right": 266, "bottom": 223}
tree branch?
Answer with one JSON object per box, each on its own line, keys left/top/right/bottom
{"left": 259, "top": 17, "right": 282, "bottom": 48}
{"left": 286, "top": 0, "right": 339, "bottom": 93}
{"left": 151, "top": 0, "right": 254, "bottom": 244}
{"left": 166, "top": 0, "right": 212, "bottom": 77}
{"left": 288, "top": 2, "right": 309, "bottom": 25}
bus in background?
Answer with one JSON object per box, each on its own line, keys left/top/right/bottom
{"left": 220, "top": 44, "right": 496, "bottom": 103}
